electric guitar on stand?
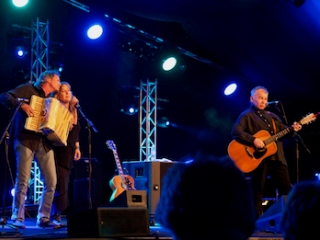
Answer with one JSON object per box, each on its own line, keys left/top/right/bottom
{"left": 106, "top": 140, "right": 135, "bottom": 202}
{"left": 228, "top": 113, "right": 318, "bottom": 173}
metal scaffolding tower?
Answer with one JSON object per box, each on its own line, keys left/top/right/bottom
{"left": 30, "top": 18, "right": 49, "bottom": 83}
{"left": 29, "top": 18, "right": 50, "bottom": 204}
{"left": 139, "top": 79, "right": 157, "bottom": 161}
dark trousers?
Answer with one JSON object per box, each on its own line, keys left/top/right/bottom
{"left": 250, "top": 158, "right": 292, "bottom": 218}
{"left": 51, "top": 146, "right": 73, "bottom": 216}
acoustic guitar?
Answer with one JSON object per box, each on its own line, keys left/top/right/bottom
{"left": 106, "top": 140, "right": 135, "bottom": 202}
{"left": 227, "top": 113, "right": 317, "bottom": 173}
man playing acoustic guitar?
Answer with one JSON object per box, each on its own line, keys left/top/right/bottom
{"left": 230, "top": 86, "right": 302, "bottom": 219}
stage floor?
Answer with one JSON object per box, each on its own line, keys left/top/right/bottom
{"left": 0, "top": 215, "right": 173, "bottom": 239}
{"left": 0, "top": 216, "right": 285, "bottom": 240}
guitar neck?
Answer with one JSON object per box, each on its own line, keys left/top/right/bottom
{"left": 264, "top": 127, "right": 292, "bottom": 145}
{"left": 112, "top": 150, "right": 126, "bottom": 182}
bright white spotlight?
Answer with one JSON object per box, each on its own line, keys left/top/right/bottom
{"left": 128, "top": 107, "right": 136, "bottom": 114}
{"left": 158, "top": 117, "right": 171, "bottom": 128}
{"left": 87, "top": 24, "right": 103, "bottom": 40}
{"left": 12, "top": 0, "right": 29, "bottom": 7}
{"left": 162, "top": 57, "right": 177, "bottom": 71}
{"left": 17, "top": 50, "right": 24, "bottom": 57}
{"left": 120, "top": 104, "right": 138, "bottom": 115}
{"left": 15, "top": 46, "right": 27, "bottom": 58}
{"left": 224, "top": 83, "right": 237, "bottom": 96}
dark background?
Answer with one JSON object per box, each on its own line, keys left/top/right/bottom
{"left": 1, "top": 0, "right": 320, "bottom": 208}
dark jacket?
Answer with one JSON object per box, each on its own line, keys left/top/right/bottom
{"left": 0, "top": 83, "right": 53, "bottom": 152}
{"left": 231, "top": 104, "right": 294, "bottom": 165}
{"left": 53, "top": 112, "right": 81, "bottom": 170}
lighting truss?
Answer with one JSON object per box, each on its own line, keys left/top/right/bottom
{"left": 30, "top": 18, "right": 49, "bottom": 83}
{"left": 29, "top": 18, "right": 50, "bottom": 204}
{"left": 62, "top": 0, "right": 90, "bottom": 12}
{"left": 139, "top": 79, "right": 157, "bottom": 161}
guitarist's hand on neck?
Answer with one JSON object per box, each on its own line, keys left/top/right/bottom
{"left": 292, "top": 121, "right": 302, "bottom": 132}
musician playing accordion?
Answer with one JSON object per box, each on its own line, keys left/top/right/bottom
{"left": 0, "top": 70, "right": 63, "bottom": 229}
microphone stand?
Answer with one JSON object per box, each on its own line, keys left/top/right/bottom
{"left": 1, "top": 101, "right": 23, "bottom": 233}
{"left": 293, "top": 132, "right": 311, "bottom": 182}
{"left": 274, "top": 102, "right": 311, "bottom": 183}
{"left": 75, "top": 104, "right": 98, "bottom": 210}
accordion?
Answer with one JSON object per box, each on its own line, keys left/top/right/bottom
{"left": 25, "top": 95, "right": 72, "bottom": 146}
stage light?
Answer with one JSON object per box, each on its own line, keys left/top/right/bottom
{"left": 120, "top": 103, "right": 138, "bottom": 115}
{"left": 15, "top": 46, "right": 27, "bottom": 58}
{"left": 12, "top": 0, "right": 29, "bottom": 7}
{"left": 224, "top": 83, "right": 237, "bottom": 96}
{"left": 87, "top": 24, "right": 103, "bottom": 40}
{"left": 157, "top": 117, "right": 171, "bottom": 128}
{"left": 118, "top": 86, "right": 139, "bottom": 115}
{"left": 162, "top": 57, "right": 177, "bottom": 71}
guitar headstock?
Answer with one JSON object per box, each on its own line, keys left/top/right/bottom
{"left": 300, "top": 113, "right": 318, "bottom": 125}
{"left": 106, "top": 140, "right": 116, "bottom": 151}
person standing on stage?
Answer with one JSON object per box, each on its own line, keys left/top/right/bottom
{"left": 0, "top": 70, "right": 62, "bottom": 228}
{"left": 230, "top": 85, "right": 302, "bottom": 218}
{"left": 50, "top": 82, "right": 81, "bottom": 224}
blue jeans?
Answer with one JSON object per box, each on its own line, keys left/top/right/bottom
{"left": 11, "top": 139, "right": 57, "bottom": 222}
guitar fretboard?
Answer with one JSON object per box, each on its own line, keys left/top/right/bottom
{"left": 264, "top": 127, "right": 292, "bottom": 145}
{"left": 107, "top": 140, "right": 134, "bottom": 190}
{"left": 112, "top": 150, "right": 127, "bottom": 184}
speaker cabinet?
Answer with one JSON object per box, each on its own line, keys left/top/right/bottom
{"left": 73, "top": 178, "right": 101, "bottom": 212}
{"left": 67, "top": 207, "right": 150, "bottom": 237}
{"left": 72, "top": 158, "right": 102, "bottom": 212}
{"left": 122, "top": 161, "right": 176, "bottom": 216}
{"left": 255, "top": 195, "right": 287, "bottom": 233}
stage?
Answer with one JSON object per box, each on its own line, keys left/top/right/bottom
{"left": 0, "top": 215, "right": 286, "bottom": 240}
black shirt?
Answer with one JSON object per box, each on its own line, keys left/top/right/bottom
{"left": 231, "top": 104, "right": 294, "bottom": 164}
{"left": 0, "top": 83, "right": 53, "bottom": 152}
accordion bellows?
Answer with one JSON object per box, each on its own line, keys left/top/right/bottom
{"left": 25, "top": 95, "right": 72, "bottom": 146}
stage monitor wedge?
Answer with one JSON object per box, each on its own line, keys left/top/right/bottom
{"left": 107, "top": 190, "right": 147, "bottom": 208}
{"left": 67, "top": 207, "right": 150, "bottom": 237}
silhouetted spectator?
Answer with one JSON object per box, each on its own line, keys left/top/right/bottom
{"left": 156, "top": 153, "right": 256, "bottom": 240}
{"left": 281, "top": 180, "right": 320, "bottom": 240}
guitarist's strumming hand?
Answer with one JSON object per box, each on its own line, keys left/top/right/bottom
{"left": 254, "top": 138, "right": 265, "bottom": 149}
{"left": 292, "top": 121, "right": 302, "bottom": 132}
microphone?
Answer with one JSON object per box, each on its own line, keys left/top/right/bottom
{"left": 74, "top": 102, "right": 81, "bottom": 109}
{"left": 17, "top": 98, "right": 29, "bottom": 103}
{"left": 267, "top": 101, "right": 279, "bottom": 105}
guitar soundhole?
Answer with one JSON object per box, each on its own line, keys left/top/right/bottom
{"left": 253, "top": 148, "right": 267, "bottom": 159}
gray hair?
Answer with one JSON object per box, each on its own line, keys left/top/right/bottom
{"left": 34, "top": 70, "right": 60, "bottom": 87}
{"left": 250, "top": 86, "right": 269, "bottom": 97}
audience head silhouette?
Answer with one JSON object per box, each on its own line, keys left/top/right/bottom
{"left": 281, "top": 180, "right": 320, "bottom": 240}
{"left": 156, "top": 153, "right": 256, "bottom": 240}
